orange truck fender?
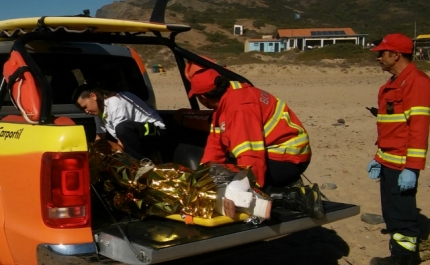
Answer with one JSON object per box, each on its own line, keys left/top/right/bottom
{"left": 0, "top": 124, "right": 95, "bottom": 265}
{"left": 0, "top": 191, "right": 15, "bottom": 264}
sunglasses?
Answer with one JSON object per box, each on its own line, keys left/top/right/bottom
{"left": 377, "top": 50, "right": 388, "bottom": 58}
{"left": 377, "top": 50, "right": 400, "bottom": 58}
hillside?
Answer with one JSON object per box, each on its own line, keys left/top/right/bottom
{"left": 97, "top": 0, "right": 430, "bottom": 41}
{"left": 95, "top": 0, "right": 430, "bottom": 66}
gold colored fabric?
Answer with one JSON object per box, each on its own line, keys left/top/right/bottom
{"left": 88, "top": 139, "right": 148, "bottom": 218}
{"left": 88, "top": 141, "right": 263, "bottom": 220}
{"left": 145, "top": 163, "right": 218, "bottom": 219}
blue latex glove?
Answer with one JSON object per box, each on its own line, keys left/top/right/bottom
{"left": 367, "top": 160, "right": 381, "bottom": 179}
{"left": 398, "top": 169, "right": 417, "bottom": 191}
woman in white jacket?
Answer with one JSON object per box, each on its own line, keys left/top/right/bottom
{"left": 75, "top": 85, "right": 166, "bottom": 160}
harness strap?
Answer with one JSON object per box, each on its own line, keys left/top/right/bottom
{"left": 6, "top": 65, "right": 31, "bottom": 90}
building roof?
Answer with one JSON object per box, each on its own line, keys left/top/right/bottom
{"left": 246, "top": 38, "right": 281, "bottom": 42}
{"left": 277, "top": 28, "right": 356, "bottom": 38}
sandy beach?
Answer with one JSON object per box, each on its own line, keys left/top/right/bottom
{"left": 148, "top": 63, "right": 430, "bottom": 265}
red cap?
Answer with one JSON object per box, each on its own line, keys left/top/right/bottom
{"left": 188, "top": 69, "right": 220, "bottom": 98}
{"left": 372, "top": 33, "right": 413, "bottom": 53}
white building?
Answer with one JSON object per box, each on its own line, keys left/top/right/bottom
{"left": 234, "top": 25, "right": 243, "bottom": 36}
{"left": 276, "top": 27, "right": 367, "bottom": 51}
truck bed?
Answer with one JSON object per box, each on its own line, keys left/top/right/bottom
{"left": 96, "top": 201, "right": 359, "bottom": 265}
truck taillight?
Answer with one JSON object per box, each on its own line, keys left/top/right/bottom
{"left": 41, "top": 152, "right": 91, "bottom": 228}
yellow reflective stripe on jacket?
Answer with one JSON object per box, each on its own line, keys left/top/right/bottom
{"left": 232, "top": 140, "right": 265, "bottom": 157}
{"left": 230, "top": 81, "right": 242, "bottom": 90}
{"left": 101, "top": 112, "right": 107, "bottom": 122}
{"left": 263, "top": 99, "right": 305, "bottom": 137}
{"left": 283, "top": 110, "right": 305, "bottom": 133}
{"left": 267, "top": 133, "right": 310, "bottom": 155}
{"left": 407, "top": 148, "right": 427, "bottom": 158}
{"left": 377, "top": 149, "right": 406, "bottom": 165}
{"left": 393, "top": 233, "right": 417, "bottom": 252}
{"left": 210, "top": 124, "right": 221, "bottom": 134}
{"left": 404, "top": 106, "right": 430, "bottom": 120}
{"left": 262, "top": 98, "right": 309, "bottom": 155}
{"left": 282, "top": 132, "right": 309, "bottom": 146}
{"left": 267, "top": 142, "right": 310, "bottom": 155}
{"left": 264, "top": 100, "right": 284, "bottom": 136}
{"left": 377, "top": 114, "right": 406, "bottom": 123}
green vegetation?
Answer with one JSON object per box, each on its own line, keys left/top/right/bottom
{"left": 191, "top": 23, "right": 206, "bottom": 31}
{"left": 201, "top": 43, "right": 244, "bottom": 55}
{"left": 127, "top": 0, "right": 157, "bottom": 9}
{"left": 114, "top": 0, "right": 430, "bottom": 69}
{"left": 243, "top": 29, "right": 263, "bottom": 39}
{"left": 124, "top": 0, "right": 430, "bottom": 62}
{"left": 182, "top": 9, "right": 215, "bottom": 24}
{"left": 414, "top": 61, "right": 430, "bottom": 72}
{"left": 217, "top": 18, "right": 237, "bottom": 30}
{"left": 169, "top": 0, "right": 430, "bottom": 43}
{"left": 295, "top": 43, "right": 375, "bottom": 63}
{"left": 252, "top": 19, "right": 265, "bottom": 29}
{"left": 204, "top": 31, "right": 240, "bottom": 45}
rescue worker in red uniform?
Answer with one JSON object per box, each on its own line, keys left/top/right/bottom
{"left": 367, "top": 33, "right": 430, "bottom": 265}
{"left": 188, "top": 68, "right": 325, "bottom": 219}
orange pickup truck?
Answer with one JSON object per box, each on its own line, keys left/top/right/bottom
{"left": 0, "top": 1, "right": 359, "bottom": 264}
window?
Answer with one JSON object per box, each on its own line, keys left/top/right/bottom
{"left": 29, "top": 53, "right": 150, "bottom": 104}
{"left": 269, "top": 43, "right": 273, "bottom": 46}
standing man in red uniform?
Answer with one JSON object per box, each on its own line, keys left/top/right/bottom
{"left": 367, "top": 33, "right": 430, "bottom": 265}
{"left": 187, "top": 68, "right": 324, "bottom": 219}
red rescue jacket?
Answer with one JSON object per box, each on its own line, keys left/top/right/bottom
{"left": 201, "top": 81, "right": 311, "bottom": 187}
{"left": 375, "top": 63, "right": 430, "bottom": 170}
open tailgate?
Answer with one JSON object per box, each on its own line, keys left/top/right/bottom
{"left": 95, "top": 201, "right": 359, "bottom": 264}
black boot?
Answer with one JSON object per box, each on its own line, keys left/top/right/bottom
{"left": 310, "top": 183, "right": 325, "bottom": 219}
{"left": 370, "top": 254, "right": 418, "bottom": 265}
{"left": 269, "top": 184, "right": 325, "bottom": 219}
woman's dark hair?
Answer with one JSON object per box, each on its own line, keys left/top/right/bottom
{"left": 73, "top": 83, "right": 117, "bottom": 111}
{"left": 203, "top": 75, "right": 230, "bottom": 99}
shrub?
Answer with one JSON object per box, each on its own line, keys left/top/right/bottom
{"left": 217, "top": 18, "right": 237, "bottom": 30}
{"left": 191, "top": 23, "right": 206, "bottom": 31}
{"left": 200, "top": 43, "right": 244, "bottom": 55}
{"left": 252, "top": 19, "right": 266, "bottom": 29}
{"left": 244, "top": 29, "right": 262, "bottom": 38}
{"left": 205, "top": 31, "right": 240, "bottom": 45}
{"left": 295, "top": 43, "right": 375, "bottom": 63}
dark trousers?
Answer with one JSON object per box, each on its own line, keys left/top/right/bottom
{"left": 263, "top": 159, "right": 310, "bottom": 193}
{"left": 115, "top": 120, "right": 162, "bottom": 161}
{"left": 380, "top": 165, "right": 419, "bottom": 255}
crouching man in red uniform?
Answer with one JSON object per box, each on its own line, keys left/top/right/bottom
{"left": 367, "top": 33, "right": 430, "bottom": 265}
{"left": 188, "top": 68, "right": 324, "bottom": 219}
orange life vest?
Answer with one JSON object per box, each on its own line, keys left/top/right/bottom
{"left": 3, "top": 50, "right": 41, "bottom": 123}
